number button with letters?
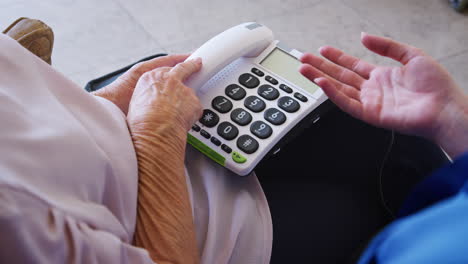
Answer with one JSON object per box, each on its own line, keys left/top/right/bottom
{"left": 212, "top": 96, "right": 233, "bottom": 113}
{"left": 264, "top": 108, "right": 286, "bottom": 125}
{"left": 250, "top": 121, "right": 272, "bottom": 139}
{"left": 225, "top": 84, "right": 246, "bottom": 100}
{"left": 231, "top": 108, "right": 252, "bottom": 126}
{"left": 244, "top": 96, "right": 266, "bottom": 113}
{"left": 217, "top": 121, "right": 239, "bottom": 140}
{"left": 258, "top": 84, "right": 279, "bottom": 100}
{"left": 278, "top": 96, "right": 300, "bottom": 113}
{"left": 237, "top": 135, "right": 259, "bottom": 154}
{"left": 239, "top": 73, "right": 260, "bottom": 88}
{"left": 199, "top": 109, "right": 219, "bottom": 127}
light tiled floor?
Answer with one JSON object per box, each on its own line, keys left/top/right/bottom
{"left": 1, "top": 0, "right": 467, "bottom": 92}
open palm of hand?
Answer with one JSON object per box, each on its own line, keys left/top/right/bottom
{"left": 300, "top": 33, "right": 462, "bottom": 140}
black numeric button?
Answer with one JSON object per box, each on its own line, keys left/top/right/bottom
{"left": 225, "top": 84, "right": 246, "bottom": 100}
{"left": 231, "top": 108, "right": 252, "bottom": 126}
{"left": 199, "top": 109, "right": 219, "bottom": 127}
{"left": 217, "top": 121, "right": 239, "bottom": 140}
{"left": 278, "top": 96, "right": 300, "bottom": 113}
{"left": 258, "top": 84, "right": 279, "bottom": 100}
{"left": 250, "top": 121, "right": 273, "bottom": 139}
{"left": 212, "top": 96, "right": 233, "bottom": 113}
{"left": 264, "top": 108, "right": 286, "bottom": 125}
{"left": 237, "top": 135, "right": 259, "bottom": 154}
{"left": 244, "top": 96, "right": 266, "bottom": 113}
{"left": 191, "top": 124, "right": 201, "bottom": 132}
{"left": 239, "top": 73, "right": 260, "bottom": 88}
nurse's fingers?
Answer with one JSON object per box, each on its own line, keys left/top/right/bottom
{"left": 299, "top": 64, "right": 361, "bottom": 101}
{"left": 361, "top": 33, "right": 425, "bottom": 65}
{"left": 170, "top": 58, "right": 203, "bottom": 81}
{"left": 300, "top": 53, "right": 365, "bottom": 89}
{"left": 314, "top": 77, "right": 364, "bottom": 120}
{"left": 318, "top": 46, "right": 376, "bottom": 79}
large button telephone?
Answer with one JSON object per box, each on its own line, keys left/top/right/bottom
{"left": 185, "top": 22, "right": 329, "bottom": 176}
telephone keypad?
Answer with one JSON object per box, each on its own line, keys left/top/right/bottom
{"left": 231, "top": 108, "right": 252, "bottom": 126}
{"left": 225, "top": 84, "right": 246, "bottom": 100}
{"left": 217, "top": 121, "right": 239, "bottom": 140}
{"left": 239, "top": 73, "right": 260, "bottom": 88}
{"left": 244, "top": 96, "right": 266, "bottom": 112}
{"left": 250, "top": 121, "right": 272, "bottom": 139}
{"left": 264, "top": 108, "right": 286, "bottom": 125}
{"left": 212, "top": 96, "right": 233, "bottom": 113}
{"left": 237, "top": 135, "right": 259, "bottom": 154}
{"left": 278, "top": 96, "right": 300, "bottom": 113}
{"left": 199, "top": 68, "right": 311, "bottom": 156}
{"left": 258, "top": 84, "right": 279, "bottom": 100}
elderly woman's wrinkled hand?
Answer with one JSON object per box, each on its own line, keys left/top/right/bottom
{"left": 126, "top": 55, "right": 203, "bottom": 143}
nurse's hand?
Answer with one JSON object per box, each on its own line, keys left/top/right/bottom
{"left": 300, "top": 33, "right": 468, "bottom": 157}
{"left": 93, "top": 54, "right": 192, "bottom": 115}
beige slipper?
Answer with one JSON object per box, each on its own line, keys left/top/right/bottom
{"left": 3, "top": 17, "right": 54, "bottom": 65}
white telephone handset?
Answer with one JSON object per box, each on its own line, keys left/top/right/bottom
{"left": 185, "top": 22, "right": 329, "bottom": 176}
{"left": 185, "top": 23, "right": 274, "bottom": 94}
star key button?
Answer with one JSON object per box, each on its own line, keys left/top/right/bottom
{"left": 199, "top": 109, "right": 219, "bottom": 128}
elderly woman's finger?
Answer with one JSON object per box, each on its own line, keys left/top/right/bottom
{"left": 131, "top": 54, "right": 191, "bottom": 74}
{"left": 170, "top": 58, "right": 202, "bottom": 81}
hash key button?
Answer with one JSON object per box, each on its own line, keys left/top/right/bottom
{"left": 239, "top": 73, "right": 260, "bottom": 88}
{"left": 212, "top": 96, "right": 233, "bottom": 113}
{"left": 250, "top": 121, "right": 272, "bottom": 139}
{"left": 225, "top": 84, "right": 246, "bottom": 100}
{"left": 264, "top": 108, "right": 286, "bottom": 125}
{"left": 217, "top": 121, "right": 239, "bottom": 140}
{"left": 278, "top": 96, "right": 300, "bottom": 113}
{"left": 199, "top": 109, "right": 219, "bottom": 127}
{"left": 244, "top": 96, "right": 266, "bottom": 113}
{"left": 237, "top": 135, "right": 259, "bottom": 154}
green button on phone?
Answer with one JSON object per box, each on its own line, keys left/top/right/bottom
{"left": 232, "top": 151, "right": 247, "bottom": 164}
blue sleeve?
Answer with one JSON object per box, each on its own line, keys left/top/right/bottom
{"left": 358, "top": 152, "right": 468, "bottom": 264}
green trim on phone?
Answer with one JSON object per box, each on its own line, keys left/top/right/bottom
{"left": 187, "top": 134, "right": 226, "bottom": 166}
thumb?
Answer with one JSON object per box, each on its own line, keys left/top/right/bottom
{"left": 361, "top": 32, "right": 424, "bottom": 65}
